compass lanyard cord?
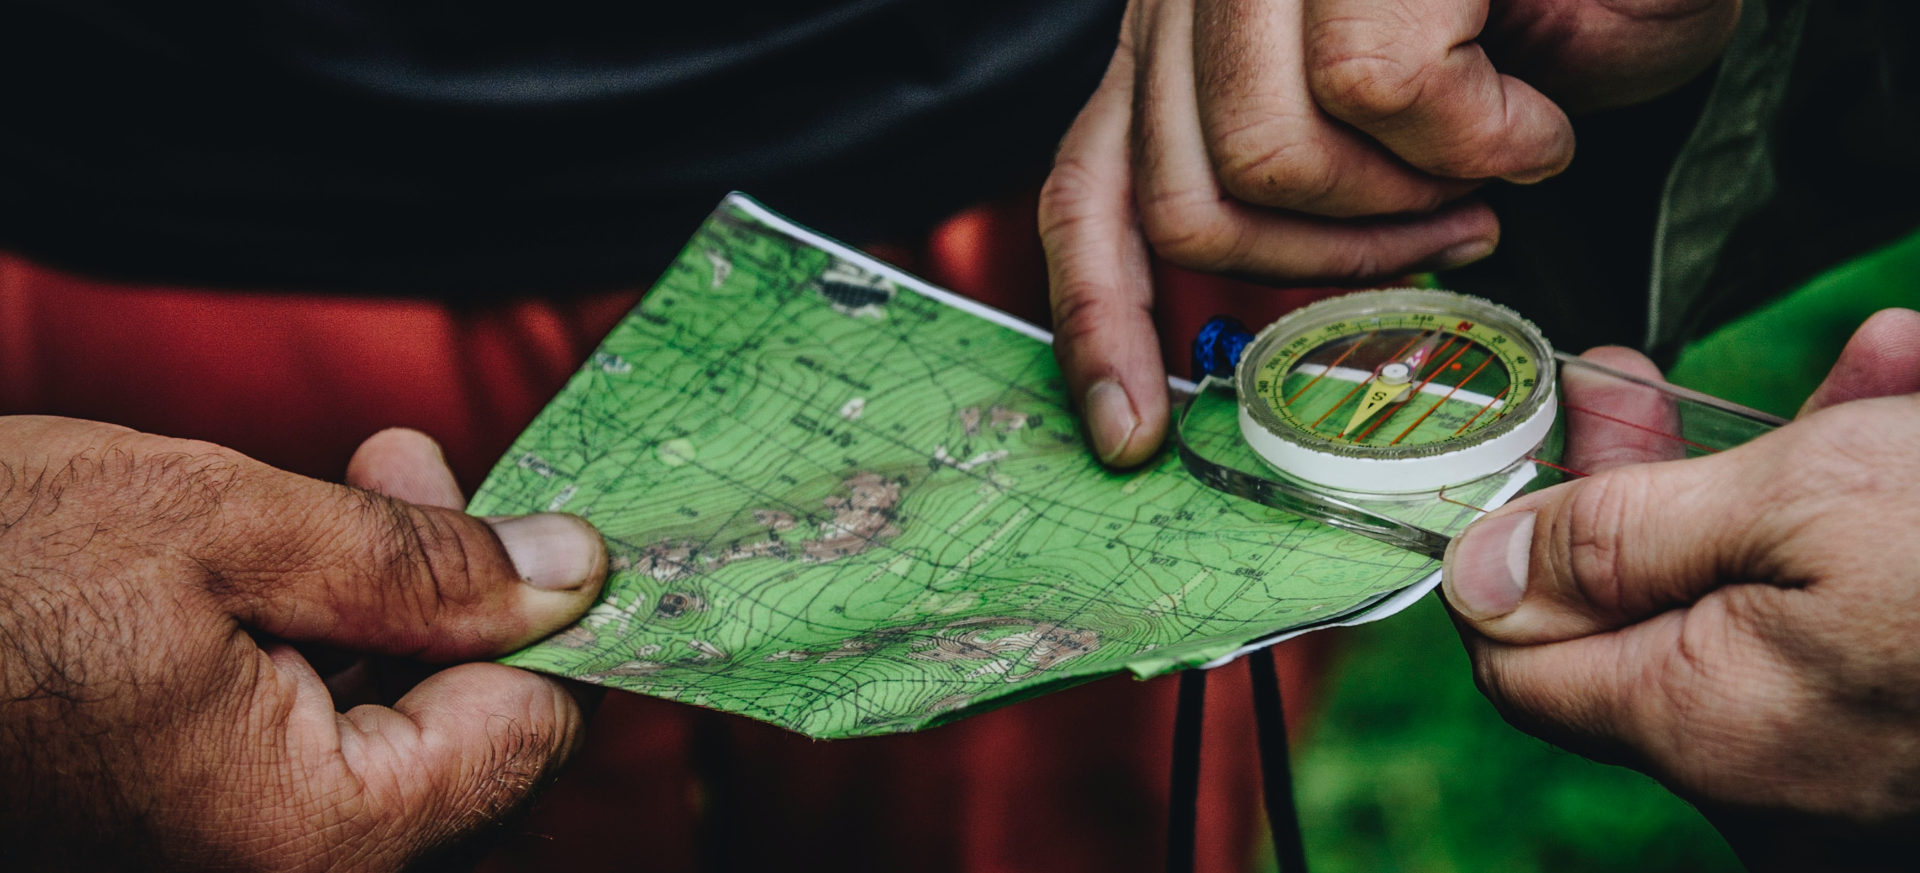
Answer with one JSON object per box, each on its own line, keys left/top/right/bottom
{"left": 1163, "top": 650, "right": 1310, "bottom": 873}
{"left": 1166, "top": 668, "right": 1207, "bottom": 873}
{"left": 1251, "top": 649, "right": 1310, "bottom": 873}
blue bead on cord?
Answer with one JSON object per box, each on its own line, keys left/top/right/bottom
{"left": 1191, "top": 316, "right": 1255, "bottom": 380}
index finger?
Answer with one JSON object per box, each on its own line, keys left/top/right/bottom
{"left": 1559, "top": 346, "right": 1686, "bottom": 474}
{"left": 1798, "top": 308, "right": 1920, "bottom": 416}
{"left": 1303, "top": 0, "right": 1573, "bottom": 183}
{"left": 1040, "top": 10, "right": 1172, "bottom": 468}
{"left": 269, "top": 649, "right": 588, "bottom": 869}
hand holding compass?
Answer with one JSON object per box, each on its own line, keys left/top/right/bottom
{"left": 1448, "top": 309, "right": 1920, "bottom": 871}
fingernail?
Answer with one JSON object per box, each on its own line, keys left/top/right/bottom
{"left": 1445, "top": 511, "right": 1534, "bottom": 620}
{"left": 1085, "top": 380, "right": 1138, "bottom": 465}
{"left": 1430, "top": 239, "right": 1496, "bottom": 272}
{"left": 1504, "top": 162, "right": 1565, "bottom": 185}
{"left": 489, "top": 514, "right": 605, "bottom": 591}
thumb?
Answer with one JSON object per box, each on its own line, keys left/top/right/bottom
{"left": 203, "top": 459, "right": 607, "bottom": 661}
{"left": 1441, "top": 451, "right": 1752, "bottom": 646}
{"left": 1467, "top": 314, "right": 1920, "bottom": 644}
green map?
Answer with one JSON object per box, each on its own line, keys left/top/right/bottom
{"left": 469, "top": 195, "right": 1460, "bottom": 740}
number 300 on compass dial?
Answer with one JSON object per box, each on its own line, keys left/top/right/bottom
{"left": 1236, "top": 289, "right": 1558, "bottom": 495}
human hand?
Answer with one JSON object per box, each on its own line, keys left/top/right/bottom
{"left": 1443, "top": 309, "right": 1920, "bottom": 870}
{"left": 1039, "top": 0, "right": 1739, "bottom": 466}
{"left": 0, "top": 420, "right": 608, "bottom": 871}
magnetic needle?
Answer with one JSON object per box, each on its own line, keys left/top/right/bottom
{"left": 1233, "top": 289, "right": 1557, "bottom": 494}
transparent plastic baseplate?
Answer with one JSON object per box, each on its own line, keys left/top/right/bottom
{"left": 1175, "top": 352, "right": 1788, "bottom": 562}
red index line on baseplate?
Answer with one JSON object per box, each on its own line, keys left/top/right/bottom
{"left": 1452, "top": 384, "right": 1509, "bottom": 436}
{"left": 1438, "top": 455, "right": 1592, "bottom": 516}
{"left": 1436, "top": 487, "right": 1489, "bottom": 514}
{"left": 1526, "top": 456, "right": 1588, "bottom": 477}
{"left": 1284, "top": 330, "right": 1378, "bottom": 407}
{"left": 1389, "top": 346, "right": 1496, "bottom": 446}
{"left": 1562, "top": 404, "right": 1715, "bottom": 453}
{"left": 1308, "top": 331, "right": 1427, "bottom": 431}
{"left": 1354, "top": 335, "right": 1467, "bottom": 442}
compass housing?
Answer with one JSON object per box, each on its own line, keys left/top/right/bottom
{"left": 1235, "top": 289, "right": 1558, "bottom": 494}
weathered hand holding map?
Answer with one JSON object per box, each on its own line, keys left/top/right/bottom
{"left": 467, "top": 195, "right": 1470, "bottom": 739}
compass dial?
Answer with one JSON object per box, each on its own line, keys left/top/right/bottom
{"left": 1235, "top": 289, "right": 1556, "bottom": 494}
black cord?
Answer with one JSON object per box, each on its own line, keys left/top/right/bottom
{"left": 1251, "top": 650, "right": 1310, "bottom": 873}
{"left": 1165, "top": 669, "right": 1208, "bottom": 873}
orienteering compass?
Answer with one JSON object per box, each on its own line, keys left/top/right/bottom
{"left": 1230, "top": 288, "right": 1557, "bottom": 494}
{"left": 1178, "top": 286, "right": 1780, "bottom": 557}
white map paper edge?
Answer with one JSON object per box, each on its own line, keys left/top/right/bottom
{"left": 726, "top": 194, "right": 1203, "bottom": 394}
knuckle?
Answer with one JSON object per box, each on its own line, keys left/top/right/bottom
{"left": 1037, "top": 156, "right": 1105, "bottom": 243}
{"left": 1645, "top": 600, "right": 1817, "bottom": 796}
{"left": 275, "top": 490, "right": 490, "bottom": 647}
{"left": 375, "top": 498, "right": 486, "bottom": 614}
{"left": 1046, "top": 283, "right": 1104, "bottom": 343}
{"left": 1468, "top": 655, "right": 1532, "bottom": 725}
{"left": 1791, "top": 402, "right": 1915, "bottom": 492}
{"left": 1468, "top": 648, "right": 1513, "bottom": 708}
{"left": 457, "top": 719, "right": 561, "bottom": 829}
{"left": 1304, "top": 30, "right": 1425, "bottom": 127}
{"left": 1558, "top": 470, "right": 1649, "bottom": 614}
{"left": 1728, "top": 403, "right": 1912, "bottom": 550}
{"left": 87, "top": 435, "right": 245, "bottom": 534}
{"left": 413, "top": 685, "right": 574, "bottom": 852}
{"left": 1469, "top": 651, "right": 1619, "bottom": 762}
{"left": 438, "top": 718, "right": 549, "bottom": 837}
{"left": 135, "top": 452, "right": 245, "bottom": 533}
{"left": 1660, "top": 605, "right": 1742, "bottom": 707}
{"left": 1303, "top": 25, "right": 1537, "bottom": 181}
{"left": 1047, "top": 283, "right": 1145, "bottom": 354}
{"left": 1210, "top": 126, "right": 1346, "bottom": 213}
{"left": 39, "top": 434, "right": 251, "bottom": 591}
{"left": 1135, "top": 189, "right": 1246, "bottom": 271}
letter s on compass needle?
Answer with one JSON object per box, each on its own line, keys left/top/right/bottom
{"left": 1340, "top": 330, "right": 1444, "bottom": 438}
